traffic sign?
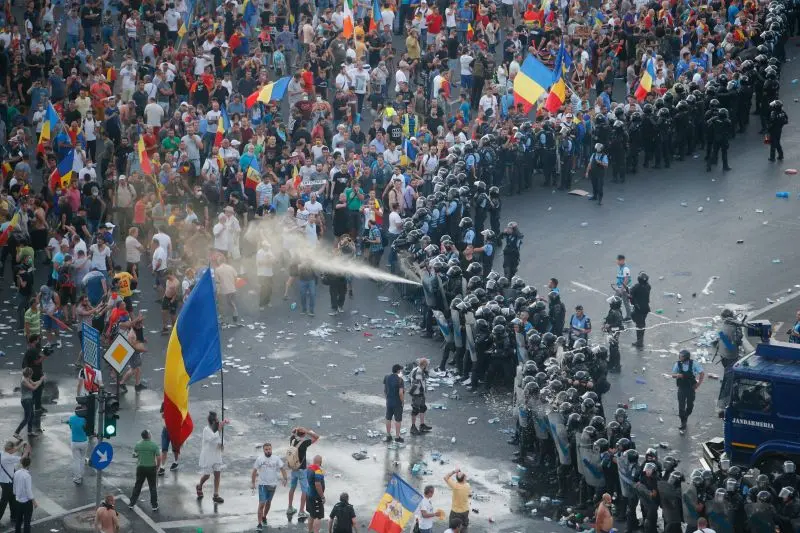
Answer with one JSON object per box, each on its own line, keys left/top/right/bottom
{"left": 82, "top": 323, "right": 101, "bottom": 369}
{"left": 103, "top": 334, "right": 136, "bottom": 374}
{"left": 89, "top": 442, "right": 114, "bottom": 470}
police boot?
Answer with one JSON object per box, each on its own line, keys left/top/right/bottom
{"left": 632, "top": 328, "right": 644, "bottom": 348}
{"left": 556, "top": 470, "right": 567, "bottom": 498}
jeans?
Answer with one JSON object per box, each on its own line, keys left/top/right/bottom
{"left": 15, "top": 500, "right": 32, "bottom": 533}
{"left": 88, "top": 219, "right": 100, "bottom": 236}
{"left": 297, "top": 279, "right": 316, "bottom": 314}
{"left": 15, "top": 399, "right": 33, "bottom": 435}
{"left": 386, "top": 233, "right": 399, "bottom": 273}
{"left": 259, "top": 276, "right": 273, "bottom": 307}
{"left": 71, "top": 441, "right": 88, "bottom": 481}
{"left": 130, "top": 465, "right": 158, "bottom": 507}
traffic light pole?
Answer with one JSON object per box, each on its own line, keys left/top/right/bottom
{"left": 95, "top": 386, "right": 105, "bottom": 508}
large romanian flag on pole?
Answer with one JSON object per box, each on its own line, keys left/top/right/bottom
{"left": 513, "top": 55, "right": 553, "bottom": 114}
{"left": 37, "top": 103, "right": 59, "bottom": 154}
{"left": 544, "top": 39, "right": 572, "bottom": 113}
{"left": 245, "top": 77, "right": 291, "bottom": 108}
{"left": 163, "top": 269, "right": 223, "bottom": 448}
{"left": 368, "top": 475, "right": 423, "bottom": 533}
{"left": 634, "top": 58, "right": 656, "bottom": 102}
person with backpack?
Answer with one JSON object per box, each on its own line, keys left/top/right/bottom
{"left": 328, "top": 492, "right": 357, "bottom": 533}
{"left": 286, "top": 426, "right": 320, "bottom": 520}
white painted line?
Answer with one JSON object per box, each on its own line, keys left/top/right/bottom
{"left": 747, "top": 289, "right": 800, "bottom": 320}
{"left": 158, "top": 515, "right": 245, "bottom": 529}
{"left": 117, "top": 495, "right": 168, "bottom": 533}
{"left": 34, "top": 491, "right": 67, "bottom": 516}
{"left": 570, "top": 281, "right": 610, "bottom": 297}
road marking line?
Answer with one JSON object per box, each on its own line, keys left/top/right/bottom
{"left": 701, "top": 276, "right": 718, "bottom": 295}
{"left": 747, "top": 290, "right": 800, "bottom": 320}
{"left": 117, "top": 495, "right": 168, "bottom": 533}
{"left": 34, "top": 491, "right": 67, "bottom": 516}
{"left": 570, "top": 281, "right": 610, "bottom": 297}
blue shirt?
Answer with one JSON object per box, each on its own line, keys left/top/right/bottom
{"left": 789, "top": 321, "right": 800, "bottom": 343}
{"left": 570, "top": 314, "right": 591, "bottom": 334}
{"left": 672, "top": 360, "right": 704, "bottom": 376}
{"left": 68, "top": 414, "right": 88, "bottom": 442}
{"left": 463, "top": 228, "right": 475, "bottom": 245}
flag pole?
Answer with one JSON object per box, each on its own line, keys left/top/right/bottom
{"left": 210, "top": 260, "right": 226, "bottom": 445}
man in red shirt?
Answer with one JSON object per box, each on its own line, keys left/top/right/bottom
{"left": 426, "top": 7, "right": 444, "bottom": 46}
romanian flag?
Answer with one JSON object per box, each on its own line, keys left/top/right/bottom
{"left": 177, "top": 18, "right": 188, "bottom": 38}
{"left": 369, "top": 0, "right": 383, "bottom": 31}
{"left": 368, "top": 475, "right": 423, "bottom": 533}
{"left": 214, "top": 107, "right": 231, "bottom": 148}
{"left": 138, "top": 136, "right": 153, "bottom": 175}
{"left": 513, "top": 55, "right": 553, "bottom": 114}
{"left": 466, "top": 23, "right": 474, "bottom": 41}
{"left": 1, "top": 161, "right": 12, "bottom": 179}
{"left": 593, "top": 9, "right": 607, "bottom": 28}
{"left": 56, "top": 150, "right": 75, "bottom": 188}
{"left": 544, "top": 39, "right": 571, "bottom": 113}
{"left": 245, "top": 156, "right": 261, "bottom": 190}
{"left": 245, "top": 77, "right": 291, "bottom": 108}
{"left": 634, "top": 58, "right": 656, "bottom": 102}
{"left": 37, "top": 103, "right": 59, "bottom": 155}
{"left": 163, "top": 269, "right": 223, "bottom": 449}
{"left": 343, "top": 0, "right": 355, "bottom": 38}
{"left": 0, "top": 211, "right": 20, "bottom": 247}
{"left": 242, "top": 0, "right": 256, "bottom": 22}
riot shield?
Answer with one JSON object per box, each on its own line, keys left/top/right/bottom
{"left": 451, "top": 308, "right": 463, "bottom": 348}
{"left": 617, "top": 459, "right": 633, "bottom": 498}
{"left": 432, "top": 310, "right": 453, "bottom": 343}
{"left": 515, "top": 331, "right": 528, "bottom": 363}
{"left": 421, "top": 273, "right": 437, "bottom": 307}
{"left": 745, "top": 502, "right": 775, "bottom": 533}
{"left": 533, "top": 398, "right": 551, "bottom": 440}
{"left": 464, "top": 312, "right": 477, "bottom": 362}
{"left": 635, "top": 481, "right": 655, "bottom": 508}
{"left": 657, "top": 480, "right": 683, "bottom": 526}
{"left": 547, "top": 410, "right": 571, "bottom": 466}
{"left": 681, "top": 485, "right": 702, "bottom": 527}
{"left": 577, "top": 429, "right": 605, "bottom": 488}
{"left": 707, "top": 499, "right": 734, "bottom": 533}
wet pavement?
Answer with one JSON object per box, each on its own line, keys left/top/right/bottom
{"left": 4, "top": 50, "right": 800, "bottom": 533}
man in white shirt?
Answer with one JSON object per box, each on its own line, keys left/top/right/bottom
{"left": 251, "top": 442, "right": 288, "bottom": 529}
{"left": 151, "top": 238, "right": 169, "bottom": 299}
{"left": 417, "top": 486, "right": 437, "bottom": 533}
{"left": 144, "top": 97, "right": 165, "bottom": 128}
{"left": 0, "top": 439, "right": 29, "bottom": 523}
{"left": 13, "top": 456, "right": 36, "bottom": 532}
{"left": 152, "top": 229, "right": 173, "bottom": 256}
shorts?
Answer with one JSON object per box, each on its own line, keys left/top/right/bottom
{"left": 154, "top": 270, "right": 166, "bottom": 287}
{"left": 308, "top": 496, "right": 324, "bottom": 519}
{"left": 128, "top": 352, "right": 142, "bottom": 369}
{"left": 290, "top": 469, "right": 310, "bottom": 494}
{"left": 160, "top": 426, "right": 182, "bottom": 454}
{"left": 161, "top": 297, "right": 178, "bottom": 315}
{"left": 449, "top": 510, "right": 469, "bottom": 532}
{"left": 59, "top": 287, "right": 75, "bottom": 305}
{"left": 43, "top": 313, "right": 61, "bottom": 332}
{"left": 500, "top": 3, "right": 513, "bottom": 16}
{"left": 385, "top": 403, "right": 403, "bottom": 422}
{"left": 411, "top": 395, "right": 427, "bottom": 416}
{"left": 258, "top": 485, "right": 277, "bottom": 503}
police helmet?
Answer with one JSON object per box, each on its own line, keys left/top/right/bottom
{"left": 594, "top": 143, "right": 604, "bottom": 152}
{"left": 643, "top": 462, "right": 658, "bottom": 475}
{"left": 492, "top": 315, "right": 506, "bottom": 327}
{"left": 520, "top": 286, "right": 537, "bottom": 299}
{"left": 488, "top": 186, "right": 500, "bottom": 196}
{"left": 771, "top": 99, "right": 784, "bottom": 108}
{"left": 523, "top": 360, "right": 538, "bottom": 376}
{"left": 718, "top": 108, "right": 729, "bottom": 119}
{"left": 542, "top": 332, "right": 556, "bottom": 346}
{"left": 481, "top": 229, "right": 496, "bottom": 241}
{"left": 523, "top": 381, "right": 540, "bottom": 399}
{"left": 728, "top": 465, "right": 742, "bottom": 480}
{"left": 643, "top": 103, "right": 654, "bottom": 114}
{"left": 593, "top": 438, "right": 610, "bottom": 454}
{"left": 638, "top": 271, "right": 649, "bottom": 283}
{"left": 447, "top": 266, "right": 462, "bottom": 278}
{"left": 581, "top": 397, "right": 596, "bottom": 413}
{"left": 467, "top": 276, "right": 483, "bottom": 291}
{"left": 625, "top": 449, "right": 640, "bottom": 465}
{"left": 663, "top": 455, "right": 678, "bottom": 471}
{"left": 725, "top": 478, "right": 738, "bottom": 493}
{"left": 459, "top": 217, "right": 473, "bottom": 228}
{"left": 595, "top": 345, "right": 609, "bottom": 361}
{"left": 615, "top": 407, "right": 628, "bottom": 423}
{"left": 609, "top": 296, "right": 622, "bottom": 310}
{"left": 614, "top": 120, "right": 624, "bottom": 128}
{"left": 491, "top": 324, "right": 506, "bottom": 337}
{"left": 645, "top": 447, "right": 658, "bottom": 460}
{"left": 780, "top": 486, "right": 797, "bottom": 501}
{"left": 573, "top": 338, "right": 587, "bottom": 350}
{"left": 757, "top": 490, "right": 772, "bottom": 503}
{"left": 473, "top": 287, "right": 487, "bottom": 301}
{"left": 590, "top": 415, "right": 606, "bottom": 433}
{"left": 511, "top": 276, "right": 526, "bottom": 289}
{"left": 686, "top": 94, "right": 697, "bottom": 104}
{"left": 466, "top": 262, "right": 484, "bottom": 277}
{"left": 757, "top": 474, "right": 770, "bottom": 489}
{"left": 669, "top": 471, "right": 684, "bottom": 487}
{"left": 616, "top": 437, "right": 632, "bottom": 451}
{"left": 527, "top": 333, "right": 542, "bottom": 347}
{"left": 785, "top": 461, "right": 796, "bottom": 474}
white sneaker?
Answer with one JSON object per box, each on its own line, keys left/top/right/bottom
{"left": 461, "top": 377, "right": 472, "bottom": 386}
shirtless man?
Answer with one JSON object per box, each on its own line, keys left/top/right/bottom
{"left": 95, "top": 494, "right": 120, "bottom": 533}
{"left": 161, "top": 270, "right": 180, "bottom": 334}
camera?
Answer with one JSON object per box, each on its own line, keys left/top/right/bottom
{"left": 41, "top": 343, "right": 55, "bottom": 356}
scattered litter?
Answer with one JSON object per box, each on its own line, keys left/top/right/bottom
{"left": 308, "top": 324, "right": 336, "bottom": 338}
{"left": 697, "top": 206, "right": 704, "bottom": 212}
{"left": 737, "top": 240, "right": 744, "bottom": 244}
{"left": 617, "top": 197, "right": 624, "bottom": 202}
{"left": 729, "top": 289, "right": 736, "bottom": 295}
{"left": 593, "top": 240, "right": 603, "bottom": 245}
{"left": 286, "top": 391, "right": 296, "bottom": 397}
{"left": 659, "top": 417, "right": 664, "bottom": 423}
{"left": 718, "top": 199, "right": 725, "bottom": 203}
{"left": 772, "top": 259, "right": 782, "bottom": 264}
{"left": 488, "top": 418, "right": 500, "bottom": 424}
{"left": 451, "top": 437, "right": 456, "bottom": 444}
{"left": 377, "top": 296, "right": 390, "bottom": 302}
{"left": 707, "top": 373, "right": 720, "bottom": 380}
{"left": 680, "top": 202, "right": 688, "bottom": 207}
{"left": 580, "top": 222, "right": 589, "bottom": 227}
{"left": 632, "top": 404, "right": 648, "bottom": 411}
{"left": 785, "top": 169, "right": 798, "bottom": 175}
{"left": 291, "top": 302, "right": 297, "bottom": 310}
{"left": 352, "top": 452, "right": 368, "bottom": 460}
{"left": 655, "top": 309, "right": 664, "bottom": 314}
{"left": 635, "top": 378, "right": 646, "bottom": 385}
{"left": 767, "top": 298, "right": 776, "bottom": 304}
{"left": 777, "top": 192, "right": 790, "bottom": 198}
{"left": 354, "top": 367, "right": 366, "bottom": 375}
{"left": 658, "top": 442, "right": 670, "bottom": 449}
{"left": 271, "top": 419, "right": 289, "bottom": 426}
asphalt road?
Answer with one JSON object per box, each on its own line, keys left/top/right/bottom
{"left": 4, "top": 48, "right": 800, "bottom": 533}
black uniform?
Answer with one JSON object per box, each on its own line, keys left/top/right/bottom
{"left": 768, "top": 107, "right": 788, "bottom": 161}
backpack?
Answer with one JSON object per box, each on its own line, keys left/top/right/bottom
{"left": 285, "top": 438, "right": 304, "bottom": 471}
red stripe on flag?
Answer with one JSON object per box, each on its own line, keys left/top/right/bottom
{"left": 163, "top": 394, "right": 194, "bottom": 449}
{"left": 368, "top": 510, "right": 403, "bottom": 533}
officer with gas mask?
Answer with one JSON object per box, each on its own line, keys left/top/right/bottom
{"left": 716, "top": 308, "right": 743, "bottom": 415}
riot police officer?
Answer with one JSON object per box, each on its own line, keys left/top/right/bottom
{"left": 716, "top": 309, "right": 743, "bottom": 415}
{"left": 603, "top": 296, "right": 625, "bottom": 372}
{"left": 558, "top": 126, "right": 575, "bottom": 190}
{"left": 548, "top": 291, "right": 566, "bottom": 337}
{"left": 768, "top": 99, "right": 788, "bottom": 161}
{"left": 630, "top": 272, "right": 651, "bottom": 349}
{"left": 539, "top": 122, "right": 557, "bottom": 187}
{"left": 501, "top": 222, "right": 523, "bottom": 278}
{"left": 609, "top": 120, "right": 628, "bottom": 183}
{"left": 585, "top": 143, "right": 609, "bottom": 206}
{"left": 707, "top": 108, "right": 734, "bottom": 172}
{"left": 672, "top": 350, "right": 705, "bottom": 431}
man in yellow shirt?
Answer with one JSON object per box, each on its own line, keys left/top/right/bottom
{"left": 443, "top": 469, "right": 470, "bottom": 533}
{"left": 112, "top": 264, "right": 136, "bottom": 312}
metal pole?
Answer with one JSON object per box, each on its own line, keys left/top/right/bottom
{"left": 95, "top": 386, "right": 105, "bottom": 508}
{"left": 220, "top": 364, "right": 225, "bottom": 446}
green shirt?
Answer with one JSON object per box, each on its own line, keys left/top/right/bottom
{"left": 344, "top": 187, "right": 363, "bottom": 211}
{"left": 161, "top": 136, "right": 180, "bottom": 153}
{"left": 134, "top": 439, "right": 160, "bottom": 467}
{"left": 24, "top": 308, "right": 41, "bottom": 335}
